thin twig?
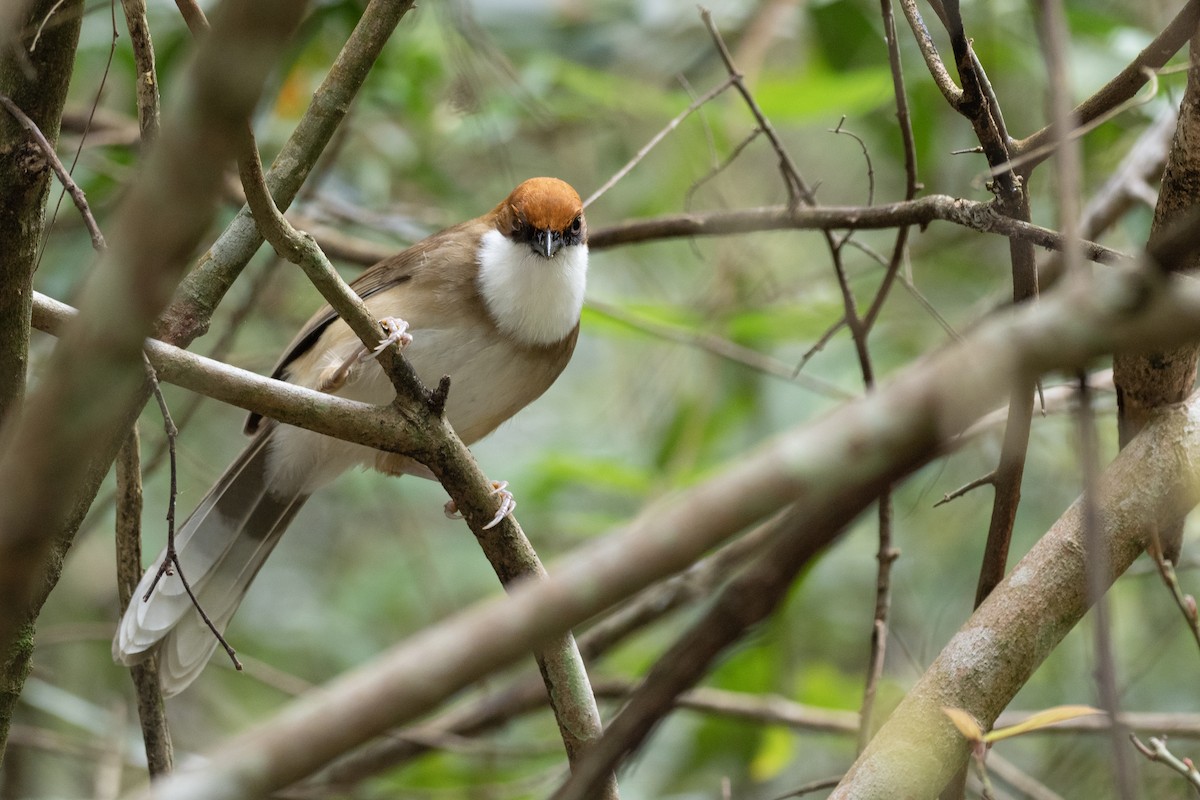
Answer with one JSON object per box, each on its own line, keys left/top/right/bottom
{"left": 37, "top": 0, "right": 116, "bottom": 274}
{"left": 28, "top": 0, "right": 67, "bottom": 52}
{"left": 857, "top": 0, "right": 920, "bottom": 742}
{"left": 1149, "top": 553, "right": 1200, "bottom": 653}
{"left": 1131, "top": 734, "right": 1200, "bottom": 790}
{"left": 768, "top": 777, "right": 843, "bottom": 800}
{"left": 830, "top": 116, "right": 875, "bottom": 208}
{"left": 793, "top": 317, "right": 846, "bottom": 377}
{"left": 587, "top": 299, "right": 856, "bottom": 399}
{"left": 0, "top": 92, "right": 105, "bottom": 251}
{"left": 935, "top": 472, "right": 997, "bottom": 508}
{"left": 113, "top": 429, "right": 174, "bottom": 775}
{"left": 1077, "top": 373, "right": 1135, "bottom": 799}
{"left": 583, "top": 75, "right": 734, "bottom": 208}
{"left": 898, "top": 271, "right": 960, "bottom": 340}
{"left": 700, "top": 6, "right": 814, "bottom": 207}
{"left": 139, "top": 356, "right": 242, "bottom": 672}
{"left": 684, "top": 126, "right": 762, "bottom": 210}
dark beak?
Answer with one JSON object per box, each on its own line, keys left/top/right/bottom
{"left": 532, "top": 229, "right": 563, "bottom": 258}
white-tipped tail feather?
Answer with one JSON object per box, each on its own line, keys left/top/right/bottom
{"left": 114, "top": 431, "right": 308, "bottom": 696}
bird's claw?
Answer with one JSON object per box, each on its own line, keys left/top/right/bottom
{"left": 320, "top": 317, "right": 413, "bottom": 392}
{"left": 360, "top": 316, "right": 413, "bottom": 363}
{"left": 443, "top": 480, "right": 516, "bottom": 530}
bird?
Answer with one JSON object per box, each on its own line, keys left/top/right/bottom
{"left": 114, "top": 177, "right": 589, "bottom": 695}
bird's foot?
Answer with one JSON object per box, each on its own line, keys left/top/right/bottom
{"left": 361, "top": 316, "right": 413, "bottom": 362}
{"left": 319, "top": 317, "right": 412, "bottom": 392}
{"left": 444, "top": 480, "right": 516, "bottom": 530}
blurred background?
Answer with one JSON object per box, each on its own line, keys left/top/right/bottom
{"left": 11, "top": 0, "right": 1199, "bottom": 797}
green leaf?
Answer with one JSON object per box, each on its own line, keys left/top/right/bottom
{"left": 750, "top": 726, "right": 796, "bottom": 781}
{"left": 754, "top": 66, "right": 893, "bottom": 121}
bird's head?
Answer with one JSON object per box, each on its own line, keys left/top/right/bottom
{"left": 477, "top": 178, "right": 589, "bottom": 346}
{"left": 493, "top": 177, "right": 586, "bottom": 258}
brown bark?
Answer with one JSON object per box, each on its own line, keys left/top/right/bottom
{"left": 0, "top": 0, "right": 82, "bottom": 422}
{"left": 1112, "top": 31, "right": 1200, "bottom": 562}
{"left": 0, "top": 0, "right": 83, "bottom": 764}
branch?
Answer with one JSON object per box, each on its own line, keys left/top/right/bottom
{"left": 1131, "top": 734, "right": 1200, "bottom": 790}
{"left": 113, "top": 429, "right": 173, "bottom": 776}
{"left": 897, "top": 0, "right": 963, "bottom": 108}
{"left": 31, "top": 292, "right": 421, "bottom": 452}
{"left": 160, "top": 0, "right": 416, "bottom": 344}
{"left": 587, "top": 197, "right": 1127, "bottom": 262}
{"left": 1012, "top": 0, "right": 1200, "bottom": 168}
{"left": 308, "top": 196, "right": 1129, "bottom": 267}
{"left": 297, "top": 517, "right": 779, "bottom": 792}
{"left": 1113, "top": 27, "right": 1200, "bottom": 564}
{"left": 831, "top": 393, "right": 1200, "bottom": 798}
{"left": 119, "top": 0, "right": 159, "bottom": 143}
{"left": 0, "top": 92, "right": 105, "bottom": 251}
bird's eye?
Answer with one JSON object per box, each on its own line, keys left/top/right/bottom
{"left": 570, "top": 216, "right": 582, "bottom": 233}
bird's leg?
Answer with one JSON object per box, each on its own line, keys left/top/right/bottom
{"left": 319, "top": 316, "right": 413, "bottom": 392}
{"left": 364, "top": 316, "right": 414, "bottom": 360}
{"left": 444, "top": 480, "right": 516, "bottom": 530}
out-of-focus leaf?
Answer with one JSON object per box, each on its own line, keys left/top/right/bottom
{"left": 526, "top": 453, "right": 655, "bottom": 500}
{"left": 550, "top": 59, "right": 688, "bottom": 117}
{"left": 749, "top": 725, "right": 796, "bottom": 781}
{"left": 792, "top": 662, "right": 862, "bottom": 710}
{"left": 810, "top": 0, "right": 882, "bottom": 71}
{"left": 754, "top": 67, "right": 892, "bottom": 121}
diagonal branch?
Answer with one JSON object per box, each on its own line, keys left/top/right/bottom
{"left": 1012, "top": 0, "right": 1200, "bottom": 170}
{"left": 832, "top": 392, "right": 1200, "bottom": 798}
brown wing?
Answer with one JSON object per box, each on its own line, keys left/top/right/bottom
{"left": 244, "top": 220, "right": 479, "bottom": 434}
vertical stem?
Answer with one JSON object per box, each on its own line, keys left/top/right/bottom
{"left": 115, "top": 427, "right": 174, "bottom": 777}
{"left": 0, "top": 0, "right": 84, "bottom": 764}
{"left": 1077, "top": 377, "right": 1136, "bottom": 799}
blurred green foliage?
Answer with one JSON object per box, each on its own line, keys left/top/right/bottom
{"left": 13, "top": 0, "right": 1199, "bottom": 798}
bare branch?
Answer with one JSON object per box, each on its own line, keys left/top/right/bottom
{"left": 0, "top": 92, "right": 105, "bottom": 251}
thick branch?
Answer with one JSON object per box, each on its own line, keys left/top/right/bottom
{"left": 832, "top": 393, "right": 1200, "bottom": 798}
{"left": 0, "top": 0, "right": 81, "bottom": 430}
{"left": 1113, "top": 29, "right": 1200, "bottom": 563}
{"left": 0, "top": 0, "right": 84, "bottom": 764}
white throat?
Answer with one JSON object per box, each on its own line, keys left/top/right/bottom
{"left": 476, "top": 227, "right": 588, "bottom": 346}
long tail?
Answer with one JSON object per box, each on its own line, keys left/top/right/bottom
{"left": 113, "top": 430, "right": 307, "bottom": 696}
